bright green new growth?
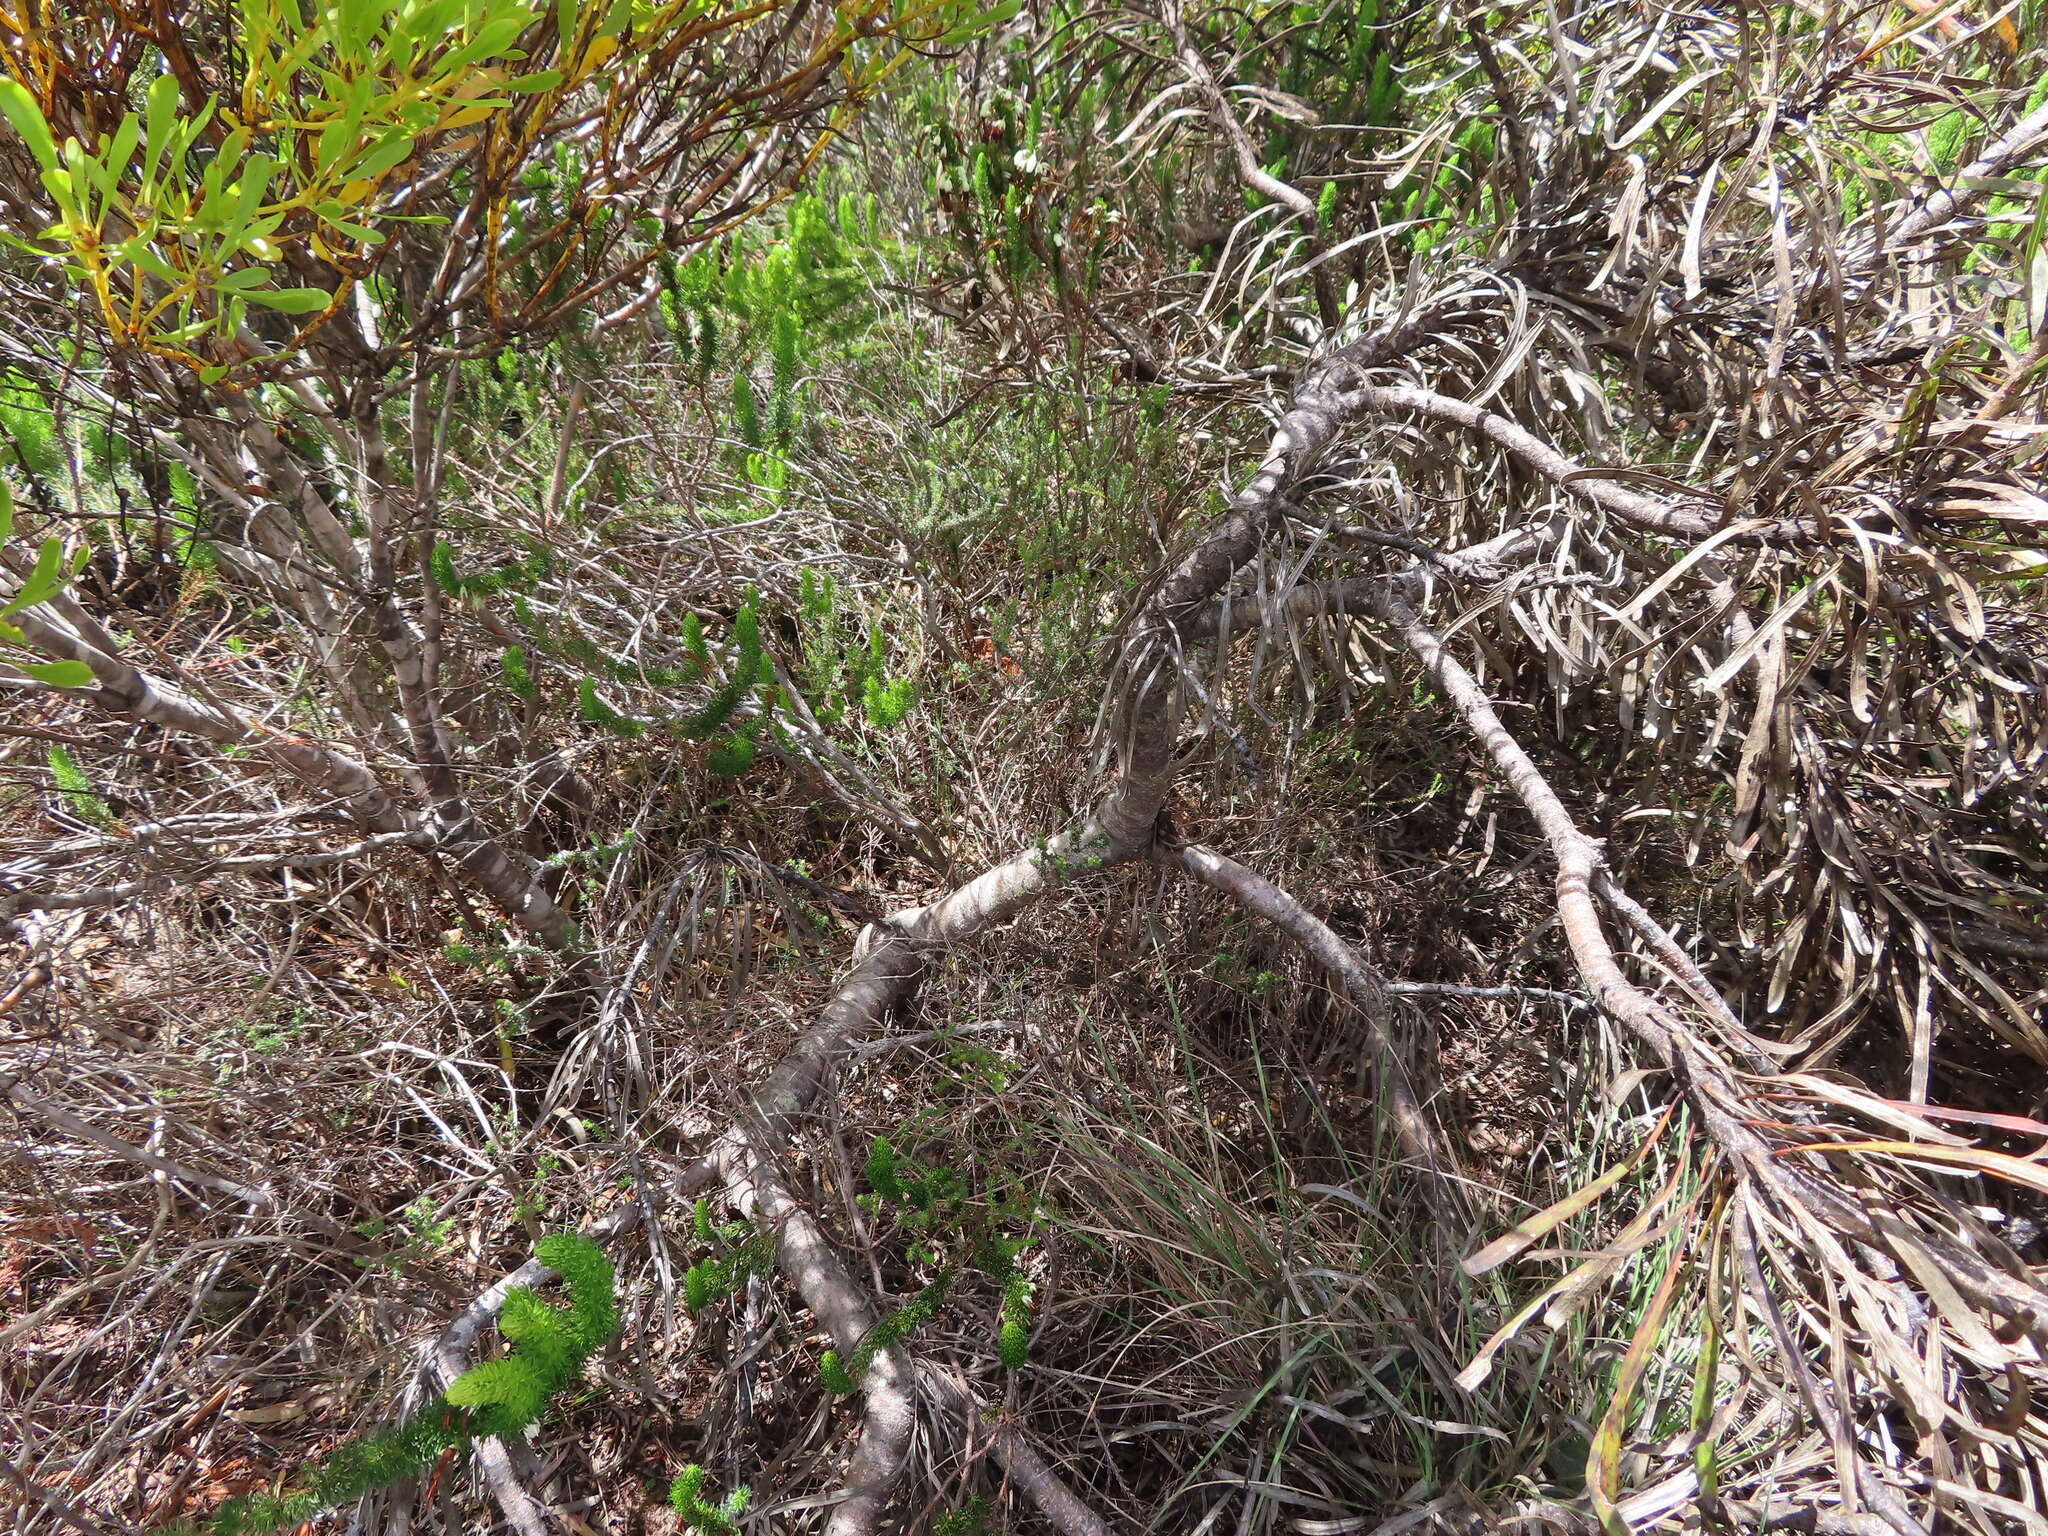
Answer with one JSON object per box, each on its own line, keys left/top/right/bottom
{"left": 674, "top": 598, "right": 766, "bottom": 742}
{"left": 444, "top": 1233, "right": 618, "bottom": 1438}
{"left": 796, "top": 569, "right": 915, "bottom": 731}
{"left": 863, "top": 671, "right": 914, "bottom": 730}
{"left": 669, "top": 1463, "right": 751, "bottom": 1534}
{"left": 706, "top": 733, "right": 759, "bottom": 776}
{"left": 732, "top": 372, "right": 763, "bottom": 449}
{"left": 864, "top": 1135, "right": 907, "bottom": 1201}
{"left": 818, "top": 1347, "right": 860, "bottom": 1395}
{"left": 47, "top": 744, "right": 114, "bottom": 828}
{"left": 197, "top": 1404, "right": 468, "bottom": 1536}
{"left": 179, "top": 1237, "right": 614, "bottom": 1535}
{"left": 578, "top": 676, "right": 647, "bottom": 739}
{"left": 999, "top": 1272, "right": 1033, "bottom": 1370}
{"left": 972, "top": 1237, "right": 1034, "bottom": 1370}
{"left": 819, "top": 1272, "right": 955, "bottom": 1395}
{"left": 683, "top": 1201, "right": 775, "bottom": 1314}
{"left": 499, "top": 645, "right": 538, "bottom": 703}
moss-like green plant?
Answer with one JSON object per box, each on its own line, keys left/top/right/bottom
{"left": 430, "top": 538, "right": 552, "bottom": 600}
{"left": 732, "top": 372, "right": 763, "bottom": 449}
{"left": 819, "top": 1272, "right": 955, "bottom": 1395}
{"left": 174, "top": 1236, "right": 615, "bottom": 1536}
{"left": 681, "top": 611, "right": 711, "bottom": 672}
{"left": 670, "top": 1464, "right": 750, "bottom": 1534}
{"left": 848, "top": 1136, "right": 1040, "bottom": 1378}
{"left": 706, "top": 733, "right": 759, "bottom": 776}
{"left": 683, "top": 1202, "right": 775, "bottom": 1313}
{"left": 578, "top": 676, "right": 647, "bottom": 739}
{"left": 498, "top": 645, "right": 538, "bottom": 703}
{"left": 972, "top": 1236, "right": 1035, "bottom": 1370}
{"left": 161, "top": 464, "right": 217, "bottom": 571}
{"left": 998, "top": 1271, "right": 1033, "bottom": 1370}
{"left": 193, "top": 1399, "right": 470, "bottom": 1536}
{"left": 674, "top": 599, "right": 765, "bottom": 742}
{"left": 0, "top": 369, "right": 61, "bottom": 483}
{"left": 934, "top": 1494, "right": 995, "bottom": 1535}
{"left": 857, "top": 1136, "right": 965, "bottom": 1222}
{"left": 445, "top": 1233, "right": 617, "bottom": 1437}
{"left": 864, "top": 1135, "right": 907, "bottom": 1202}
{"left": 862, "top": 672, "right": 914, "bottom": 729}
{"left": 795, "top": 572, "right": 915, "bottom": 732}
{"left": 769, "top": 308, "right": 801, "bottom": 438}
{"left": 47, "top": 744, "right": 114, "bottom": 828}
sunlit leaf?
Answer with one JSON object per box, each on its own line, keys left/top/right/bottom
{"left": 0, "top": 80, "right": 57, "bottom": 171}
{"left": 17, "top": 659, "right": 95, "bottom": 688}
{"left": 244, "top": 286, "right": 336, "bottom": 313}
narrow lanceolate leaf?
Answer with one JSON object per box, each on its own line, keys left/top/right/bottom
{"left": 1462, "top": 1103, "right": 1677, "bottom": 1276}
{"left": 17, "top": 659, "right": 95, "bottom": 687}
{"left": 1587, "top": 1239, "right": 1690, "bottom": 1536}
{"left": 1785, "top": 1140, "right": 2048, "bottom": 1198}
{"left": 0, "top": 80, "right": 57, "bottom": 170}
{"left": 244, "top": 286, "right": 336, "bottom": 313}
{"left": 1, "top": 537, "right": 75, "bottom": 617}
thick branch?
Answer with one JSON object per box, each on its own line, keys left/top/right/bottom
{"left": 722, "top": 1144, "right": 914, "bottom": 1536}
{"left": 1351, "top": 384, "right": 1723, "bottom": 540}
{"left": 7, "top": 607, "right": 411, "bottom": 834}
{"left": 1370, "top": 587, "right": 2048, "bottom": 1344}
{"left": 919, "top": 1366, "right": 1111, "bottom": 1536}
{"left": 10, "top": 597, "right": 568, "bottom": 946}
{"left": 1097, "top": 307, "right": 1453, "bottom": 848}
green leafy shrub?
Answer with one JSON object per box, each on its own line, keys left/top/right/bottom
{"left": 670, "top": 1464, "right": 750, "bottom": 1534}
{"left": 444, "top": 1232, "right": 618, "bottom": 1438}
{"left": 177, "top": 1236, "right": 616, "bottom": 1536}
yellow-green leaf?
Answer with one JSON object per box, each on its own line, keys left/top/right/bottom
{"left": 0, "top": 80, "right": 57, "bottom": 171}
{"left": 18, "top": 659, "right": 95, "bottom": 688}
{"left": 244, "top": 286, "right": 335, "bottom": 313}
